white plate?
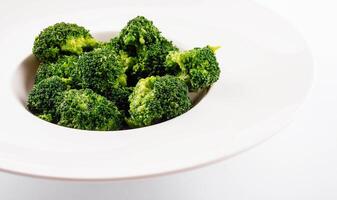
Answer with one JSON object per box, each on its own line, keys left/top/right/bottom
{"left": 0, "top": 1, "right": 313, "bottom": 180}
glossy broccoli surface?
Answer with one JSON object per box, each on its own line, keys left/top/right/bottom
{"left": 27, "top": 76, "right": 70, "bottom": 122}
{"left": 33, "top": 22, "right": 99, "bottom": 62}
{"left": 57, "top": 89, "right": 123, "bottom": 131}
{"left": 127, "top": 75, "right": 191, "bottom": 128}
{"left": 34, "top": 55, "right": 79, "bottom": 85}
{"left": 27, "top": 17, "right": 221, "bottom": 131}
{"left": 165, "top": 46, "right": 221, "bottom": 91}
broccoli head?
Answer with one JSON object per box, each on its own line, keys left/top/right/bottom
{"left": 77, "top": 47, "right": 127, "bottom": 96}
{"left": 27, "top": 76, "right": 70, "bottom": 122}
{"left": 35, "top": 56, "right": 79, "bottom": 85}
{"left": 165, "top": 46, "right": 221, "bottom": 91}
{"left": 57, "top": 89, "right": 123, "bottom": 131}
{"left": 33, "top": 22, "right": 99, "bottom": 62}
{"left": 127, "top": 37, "right": 178, "bottom": 86}
{"left": 127, "top": 75, "right": 191, "bottom": 128}
{"left": 117, "top": 16, "right": 162, "bottom": 55}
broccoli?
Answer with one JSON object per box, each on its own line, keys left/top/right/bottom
{"left": 117, "top": 16, "right": 162, "bottom": 55}
{"left": 127, "top": 75, "right": 191, "bottom": 128}
{"left": 110, "top": 16, "right": 178, "bottom": 86}
{"left": 165, "top": 46, "right": 221, "bottom": 91}
{"left": 77, "top": 46, "right": 127, "bottom": 96}
{"left": 27, "top": 17, "right": 221, "bottom": 132}
{"left": 57, "top": 89, "right": 123, "bottom": 131}
{"left": 127, "top": 37, "right": 178, "bottom": 86}
{"left": 33, "top": 22, "right": 99, "bottom": 62}
{"left": 27, "top": 76, "right": 70, "bottom": 122}
{"left": 34, "top": 56, "right": 79, "bottom": 85}
{"left": 105, "top": 39, "right": 137, "bottom": 72}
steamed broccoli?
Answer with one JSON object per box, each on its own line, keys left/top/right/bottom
{"left": 77, "top": 46, "right": 127, "bottom": 96}
{"left": 27, "top": 17, "right": 221, "bottom": 132}
{"left": 165, "top": 46, "right": 221, "bottom": 91}
{"left": 57, "top": 89, "right": 123, "bottom": 131}
{"left": 127, "top": 37, "right": 178, "bottom": 85}
{"left": 33, "top": 22, "right": 99, "bottom": 62}
{"left": 112, "top": 16, "right": 178, "bottom": 85}
{"left": 34, "top": 56, "right": 79, "bottom": 85}
{"left": 127, "top": 75, "right": 191, "bottom": 128}
{"left": 117, "top": 16, "right": 162, "bottom": 55}
{"left": 27, "top": 76, "right": 70, "bottom": 122}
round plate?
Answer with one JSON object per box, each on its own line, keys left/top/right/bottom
{"left": 0, "top": 1, "right": 313, "bottom": 180}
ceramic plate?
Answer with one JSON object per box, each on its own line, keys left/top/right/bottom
{"left": 0, "top": 0, "right": 313, "bottom": 180}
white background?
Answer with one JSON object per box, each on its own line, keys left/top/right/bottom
{"left": 0, "top": 0, "right": 336, "bottom": 199}
{"left": 216, "top": 0, "right": 337, "bottom": 198}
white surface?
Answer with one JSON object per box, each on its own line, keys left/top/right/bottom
{"left": 0, "top": 0, "right": 312, "bottom": 180}
{"left": 0, "top": 0, "right": 336, "bottom": 199}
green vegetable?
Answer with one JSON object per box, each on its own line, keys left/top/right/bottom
{"left": 27, "top": 17, "right": 221, "bottom": 131}
{"left": 127, "top": 37, "right": 178, "bottom": 85}
{"left": 34, "top": 55, "right": 79, "bottom": 85}
{"left": 33, "top": 22, "right": 99, "bottom": 62}
{"left": 27, "top": 76, "right": 70, "bottom": 122}
{"left": 117, "top": 16, "right": 162, "bottom": 55}
{"left": 165, "top": 46, "right": 221, "bottom": 91}
{"left": 111, "top": 16, "right": 178, "bottom": 86}
{"left": 77, "top": 46, "right": 127, "bottom": 96}
{"left": 127, "top": 75, "right": 191, "bottom": 128}
{"left": 57, "top": 89, "right": 123, "bottom": 131}
{"left": 105, "top": 39, "right": 137, "bottom": 72}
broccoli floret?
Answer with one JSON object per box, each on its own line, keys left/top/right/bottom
{"left": 33, "top": 22, "right": 99, "bottom": 62}
{"left": 127, "top": 37, "right": 178, "bottom": 86}
{"left": 27, "top": 76, "right": 70, "bottom": 121}
{"left": 57, "top": 89, "right": 123, "bottom": 131}
{"left": 127, "top": 75, "right": 191, "bottom": 128}
{"left": 77, "top": 47, "right": 127, "bottom": 96}
{"left": 165, "top": 46, "right": 221, "bottom": 91}
{"left": 35, "top": 56, "right": 79, "bottom": 85}
{"left": 105, "top": 39, "right": 137, "bottom": 71}
{"left": 118, "top": 16, "right": 162, "bottom": 55}
{"left": 111, "top": 16, "right": 179, "bottom": 86}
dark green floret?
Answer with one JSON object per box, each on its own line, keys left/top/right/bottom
{"left": 57, "top": 89, "right": 123, "bottom": 131}
{"left": 111, "top": 16, "right": 179, "bottom": 86}
{"left": 35, "top": 56, "right": 79, "bottom": 85}
{"left": 27, "top": 76, "right": 70, "bottom": 122}
{"left": 117, "top": 16, "right": 162, "bottom": 55}
{"left": 165, "top": 46, "right": 221, "bottom": 91}
{"left": 77, "top": 46, "right": 127, "bottom": 96}
{"left": 33, "top": 22, "right": 99, "bottom": 62}
{"left": 127, "top": 37, "right": 178, "bottom": 86}
{"left": 127, "top": 75, "right": 191, "bottom": 128}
